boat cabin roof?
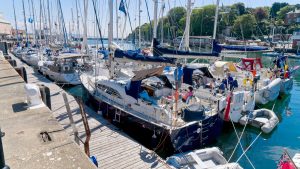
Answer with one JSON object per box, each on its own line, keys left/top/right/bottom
{"left": 57, "top": 53, "right": 90, "bottom": 59}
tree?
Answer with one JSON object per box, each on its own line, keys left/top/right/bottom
{"left": 277, "top": 5, "right": 295, "bottom": 20}
{"left": 232, "top": 3, "right": 246, "bottom": 15}
{"left": 233, "top": 14, "right": 256, "bottom": 39}
{"left": 253, "top": 7, "right": 269, "bottom": 21}
{"left": 190, "top": 5, "right": 216, "bottom": 36}
{"left": 167, "top": 7, "right": 186, "bottom": 39}
{"left": 270, "top": 2, "right": 289, "bottom": 18}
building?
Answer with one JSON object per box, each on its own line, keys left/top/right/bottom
{"left": 0, "top": 13, "right": 12, "bottom": 38}
{"left": 285, "top": 9, "right": 300, "bottom": 25}
{"left": 291, "top": 30, "right": 300, "bottom": 49}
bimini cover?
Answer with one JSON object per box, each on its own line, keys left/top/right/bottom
{"left": 132, "top": 67, "right": 165, "bottom": 81}
{"left": 214, "top": 61, "right": 237, "bottom": 75}
{"left": 183, "top": 66, "right": 214, "bottom": 85}
{"left": 126, "top": 67, "right": 165, "bottom": 99}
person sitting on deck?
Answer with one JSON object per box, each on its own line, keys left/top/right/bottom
{"left": 182, "top": 86, "right": 194, "bottom": 103}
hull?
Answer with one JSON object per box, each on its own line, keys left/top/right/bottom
{"left": 81, "top": 74, "right": 223, "bottom": 153}
{"left": 42, "top": 68, "right": 81, "bottom": 85}
{"left": 280, "top": 78, "right": 293, "bottom": 95}
{"left": 255, "top": 78, "right": 281, "bottom": 104}
{"left": 23, "top": 55, "right": 39, "bottom": 67}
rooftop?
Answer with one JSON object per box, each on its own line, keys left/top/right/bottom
{"left": 287, "top": 8, "right": 300, "bottom": 14}
{"left": 0, "top": 13, "right": 10, "bottom": 24}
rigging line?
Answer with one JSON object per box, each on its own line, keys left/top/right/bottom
{"left": 228, "top": 113, "right": 256, "bottom": 169}
{"left": 124, "top": 0, "right": 135, "bottom": 44}
{"left": 144, "top": 0, "right": 152, "bottom": 32}
{"left": 236, "top": 131, "right": 262, "bottom": 163}
{"left": 91, "top": 0, "right": 105, "bottom": 49}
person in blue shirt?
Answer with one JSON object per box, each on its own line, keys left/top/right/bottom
{"left": 174, "top": 63, "right": 183, "bottom": 89}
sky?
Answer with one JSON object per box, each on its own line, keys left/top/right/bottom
{"left": 1, "top": 0, "right": 299, "bottom": 38}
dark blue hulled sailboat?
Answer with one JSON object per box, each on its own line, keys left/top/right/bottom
{"left": 152, "top": 38, "right": 222, "bottom": 58}
{"left": 114, "top": 48, "right": 176, "bottom": 64}
{"left": 219, "top": 44, "right": 269, "bottom": 51}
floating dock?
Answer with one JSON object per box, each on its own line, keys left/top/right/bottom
{"left": 6, "top": 53, "right": 167, "bottom": 169}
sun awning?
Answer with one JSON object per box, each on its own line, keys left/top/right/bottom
{"left": 132, "top": 66, "right": 165, "bottom": 81}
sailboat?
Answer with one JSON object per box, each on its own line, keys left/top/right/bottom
{"left": 80, "top": 0, "right": 224, "bottom": 152}
{"left": 152, "top": 0, "right": 222, "bottom": 59}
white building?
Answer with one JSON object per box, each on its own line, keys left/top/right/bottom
{"left": 0, "top": 13, "right": 12, "bottom": 37}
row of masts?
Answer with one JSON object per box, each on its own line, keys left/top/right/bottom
{"left": 13, "top": 0, "right": 220, "bottom": 54}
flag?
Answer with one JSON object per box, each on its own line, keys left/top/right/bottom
{"left": 28, "top": 18, "right": 33, "bottom": 23}
{"left": 119, "top": 0, "right": 127, "bottom": 15}
{"left": 277, "top": 151, "right": 296, "bottom": 169}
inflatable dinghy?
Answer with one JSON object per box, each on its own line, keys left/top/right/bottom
{"left": 239, "top": 108, "right": 279, "bottom": 133}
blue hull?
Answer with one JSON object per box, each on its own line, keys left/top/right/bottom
{"left": 85, "top": 89, "right": 223, "bottom": 153}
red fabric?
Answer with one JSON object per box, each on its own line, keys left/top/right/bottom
{"left": 279, "top": 162, "right": 296, "bottom": 169}
{"left": 224, "top": 92, "right": 232, "bottom": 121}
{"left": 241, "top": 58, "right": 263, "bottom": 71}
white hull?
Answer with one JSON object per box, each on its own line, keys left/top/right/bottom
{"left": 255, "top": 78, "right": 281, "bottom": 104}
{"left": 280, "top": 78, "right": 293, "bottom": 95}
{"left": 23, "top": 54, "right": 40, "bottom": 67}
{"left": 41, "top": 67, "right": 81, "bottom": 85}
{"left": 166, "top": 147, "right": 242, "bottom": 169}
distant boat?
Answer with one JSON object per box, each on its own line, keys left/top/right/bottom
{"left": 218, "top": 44, "right": 269, "bottom": 51}
{"left": 166, "top": 147, "right": 243, "bottom": 169}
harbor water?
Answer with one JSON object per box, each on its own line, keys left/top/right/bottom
{"left": 65, "top": 42, "right": 300, "bottom": 169}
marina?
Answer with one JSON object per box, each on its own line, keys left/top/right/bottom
{"left": 1, "top": 0, "right": 300, "bottom": 169}
{"left": 5, "top": 52, "right": 168, "bottom": 169}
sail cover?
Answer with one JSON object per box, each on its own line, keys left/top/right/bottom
{"left": 114, "top": 48, "right": 176, "bottom": 64}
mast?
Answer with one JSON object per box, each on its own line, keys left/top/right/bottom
{"left": 153, "top": 0, "right": 158, "bottom": 39}
{"left": 82, "top": 0, "right": 88, "bottom": 54}
{"left": 75, "top": 0, "right": 80, "bottom": 43}
{"left": 116, "top": 0, "right": 119, "bottom": 43}
{"left": 22, "top": 0, "right": 29, "bottom": 46}
{"left": 212, "top": 0, "right": 220, "bottom": 40}
{"left": 12, "top": 0, "right": 20, "bottom": 45}
{"left": 47, "top": 0, "right": 52, "bottom": 44}
{"left": 27, "top": 0, "right": 35, "bottom": 45}
{"left": 30, "top": 0, "right": 37, "bottom": 45}
{"left": 138, "top": 0, "right": 141, "bottom": 48}
{"left": 108, "top": 0, "right": 114, "bottom": 79}
{"left": 108, "top": 0, "right": 113, "bottom": 47}
{"left": 160, "top": 0, "right": 165, "bottom": 44}
{"left": 43, "top": 0, "right": 48, "bottom": 45}
{"left": 71, "top": 8, "right": 74, "bottom": 41}
{"left": 39, "top": 0, "right": 42, "bottom": 45}
{"left": 184, "top": 0, "right": 192, "bottom": 51}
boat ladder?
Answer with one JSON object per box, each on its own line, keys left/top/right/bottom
{"left": 114, "top": 109, "right": 121, "bottom": 122}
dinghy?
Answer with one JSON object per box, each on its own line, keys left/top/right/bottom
{"left": 280, "top": 78, "right": 293, "bottom": 95}
{"left": 239, "top": 108, "right": 279, "bottom": 134}
{"left": 254, "top": 78, "right": 282, "bottom": 104}
{"left": 166, "top": 147, "right": 243, "bottom": 169}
